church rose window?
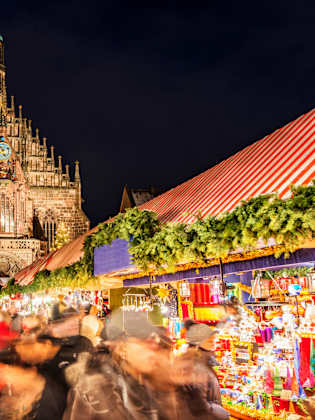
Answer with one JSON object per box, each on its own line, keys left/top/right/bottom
{"left": 0, "top": 194, "right": 14, "bottom": 233}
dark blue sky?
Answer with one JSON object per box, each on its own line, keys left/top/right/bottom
{"left": 0, "top": 0, "right": 314, "bottom": 226}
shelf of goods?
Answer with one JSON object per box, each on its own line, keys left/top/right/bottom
{"left": 214, "top": 284, "right": 315, "bottom": 419}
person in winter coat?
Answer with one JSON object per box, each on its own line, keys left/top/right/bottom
{"left": 184, "top": 321, "right": 230, "bottom": 420}
{"left": 6, "top": 313, "right": 93, "bottom": 420}
{"left": 63, "top": 310, "right": 229, "bottom": 420}
{"left": 0, "top": 362, "right": 45, "bottom": 420}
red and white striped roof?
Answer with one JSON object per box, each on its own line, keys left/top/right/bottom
{"left": 14, "top": 226, "right": 98, "bottom": 285}
{"left": 141, "top": 108, "right": 315, "bottom": 224}
{"left": 15, "top": 251, "right": 56, "bottom": 286}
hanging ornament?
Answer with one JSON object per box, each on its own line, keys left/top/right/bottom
{"left": 156, "top": 285, "right": 171, "bottom": 303}
{"left": 256, "top": 393, "right": 263, "bottom": 410}
{"left": 179, "top": 281, "right": 191, "bottom": 297}
{"left": 273, "top": 367, "right": 283, "bottom": 397}
{"left": 284, "top": 365, "right": 292, "bottom": 390}
{"left": 265, "top": 369, "right": 274, "bottom": 393}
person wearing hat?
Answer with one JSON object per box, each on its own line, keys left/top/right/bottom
{"left": 79, "top": 306, "right": 104, "bottom": 347}
{"left": 63, "top": 310, "right": 163, "bottom": 420}
{"left": 185, "top": 320, "right": 219, "bottom": 366}
{"left": 9, "top": 310, "right": 93, "bottom": 420}
{"left": 182, "top": 320, "right": 230, "bottom": 420}
{"left": 63, "top": 310, "right": 229, "bottom": 420}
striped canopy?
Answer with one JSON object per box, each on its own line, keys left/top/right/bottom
{"left": 15, "top": 251, "right": 56, "bottom": 286}
{"left": 15, "top": 227, "right": 98, "bottom": 286}
{"left": 13, "top": 108, "right": 315, "bottom": 285}
{"left": 141, "top": 108, "right": 315, "bottom": 224}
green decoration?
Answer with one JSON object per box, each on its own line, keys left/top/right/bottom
{"left": 51, "top": 222, "right": 70, "bottom": 251}
{"left": 0, "top": 182, "right": 314, "bottom": 296}
{"left": 85, "top": 181, "right": 315, "bottom": 272}
{"left": 261, "top": 266, "right": 312, "bottom": 279}
{"left": 273, "top": 367, "right": 283, "bottom": 397}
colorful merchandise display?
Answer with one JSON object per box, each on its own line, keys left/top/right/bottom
{"left": 213, "top": 269, "right": 315, "bottom": 419}
{"left": 0, "top": 289, "right": 110, "bottom": 319}
{"left": 156, "top": 268, "right": 314, "bottom": 418}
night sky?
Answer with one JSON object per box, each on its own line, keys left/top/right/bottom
{"left": 0, "top": 1, "right": 314, "bottom": 227}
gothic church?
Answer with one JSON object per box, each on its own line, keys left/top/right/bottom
{"left": 0, "top": 36, "right": 89, "bottom": 279}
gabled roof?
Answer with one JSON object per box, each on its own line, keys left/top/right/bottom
{"left": 141, "top": 108, "right": 315, "bottom": 224}
{"left": 120, "top": 185, "right": 162, "bottom": 213}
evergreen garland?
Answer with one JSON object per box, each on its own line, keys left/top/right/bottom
{"left": 261, "top": 266, "right": 313, "bottom": 279}
{"left": 82, "top": 182, "right": 314, "bottom": 272}
{"left": 0, "top": 182, "right": 314, "bottom": 296}
{"left": 0, "top": 262, "right": 92, "bottom": 298}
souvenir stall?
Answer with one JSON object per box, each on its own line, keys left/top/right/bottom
{"left": 0, "top": 288, "right": 110, "bottom": 320}
{"left": 0, "top": 108, "right": 311, "bottom": 419}
{"left": 119, "top": 247, "right": 315, "bottom": 419}
{"left": 214, "top": 266, "right": 315, "bottom": 419}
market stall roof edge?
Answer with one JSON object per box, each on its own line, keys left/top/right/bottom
{"left": 139, "top": 107, "right": 315, "bottom": 224}
{"left": 12, "top": 108, "right": 315, "bottom": 289}
{"left": 15, "top": 226, "right": 99, "bottom": 286}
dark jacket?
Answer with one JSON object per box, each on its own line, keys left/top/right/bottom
{"left": 26, "top": 335, "right": 93, "bottom": 420}
{"left": 63, "top": 352, "right": 229, "bottom": 420}
{"left": 178, "top": 347, "right": 229, "bottom": 420}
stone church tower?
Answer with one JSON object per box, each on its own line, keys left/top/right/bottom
{"left": 0, "top": 36, "right": 89, "bottom": 279}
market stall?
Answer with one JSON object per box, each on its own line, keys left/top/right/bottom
{"left": 0, "top": 108, "right": 313, "bottom": 418}
{"left": 0, "top": 288, "right": 110, "bottom": 320}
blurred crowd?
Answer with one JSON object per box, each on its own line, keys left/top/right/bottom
{"left": 0, "top": 301, "right": 234, "bottom": 420}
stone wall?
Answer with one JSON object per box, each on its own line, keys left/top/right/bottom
{"left": 29, "top": 186, "right": 90, "bottom": 240}
{"left": 0, "top": 238, "right": 41, "bottom": 276}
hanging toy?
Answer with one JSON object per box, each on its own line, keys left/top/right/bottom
{"left": 256, "top": 393, "right": 263, "bottom": 410}
{"left": 265, "top": 369, "right": 274, "bottom": 394}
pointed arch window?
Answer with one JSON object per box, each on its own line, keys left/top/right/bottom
{"left": 0, "top": 194, "right": 14, "bottom": 233}
{"left": 32, "top": 142, "right": 36, "bottom": 156}
{"left": 43, "top": 211, "right": 56, "bottom": 251}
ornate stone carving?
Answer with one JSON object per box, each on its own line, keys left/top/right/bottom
{"left": 0, "top": 239, "right": 41, "bottom": 251}
{"left": 0, "top": 253, "right": 24, "bottom": 277}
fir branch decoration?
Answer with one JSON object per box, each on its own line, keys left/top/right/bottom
{"left": 86, "top": 182, "right": 315, "bottom": 272}
{"left": 0, "top": 181, "right": 314, "bottom": 296}
{"left": 261, "top": 266, "right": 313, "bottom": 279}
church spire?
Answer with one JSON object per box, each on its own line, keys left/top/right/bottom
{"left": 50, "top": 145, "right": 55, "bottom": 167}
{"left": 74, "top": 160, "right": 82, "bottom": 208}
{"left": 0, "top": 35, "right": 4, "bottom": 67}
{"left": 10, "top": 96, "right": 15, "bottom": 114}
{"left": 74, "top": 160, "right": 81, "bottom": 183}
{"left": 58, "top": 155, "right": 62, "bottom": 173}
{"left": 65, "top": 164, "right": 70, "bottom": 187}
{"left": 0, "top": 35, "right": 7, "bottom": 112}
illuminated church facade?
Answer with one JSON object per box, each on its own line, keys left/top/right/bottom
{"left": 0, "top": 36, "right": 89, "bottom": 279}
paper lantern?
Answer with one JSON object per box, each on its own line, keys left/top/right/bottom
{"left": 179, "top": 281, "right": 190, "bottom": 297}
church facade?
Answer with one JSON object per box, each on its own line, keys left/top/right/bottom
{"left": 0, "top": 36, "right": 89, "bottom": 279}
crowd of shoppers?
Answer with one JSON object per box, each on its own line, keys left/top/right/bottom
{"left": 0, "top": 303, "right": 232, "bottom": 420}
{"left": 1, "top": 300, "right": 312, "bottom": 420}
